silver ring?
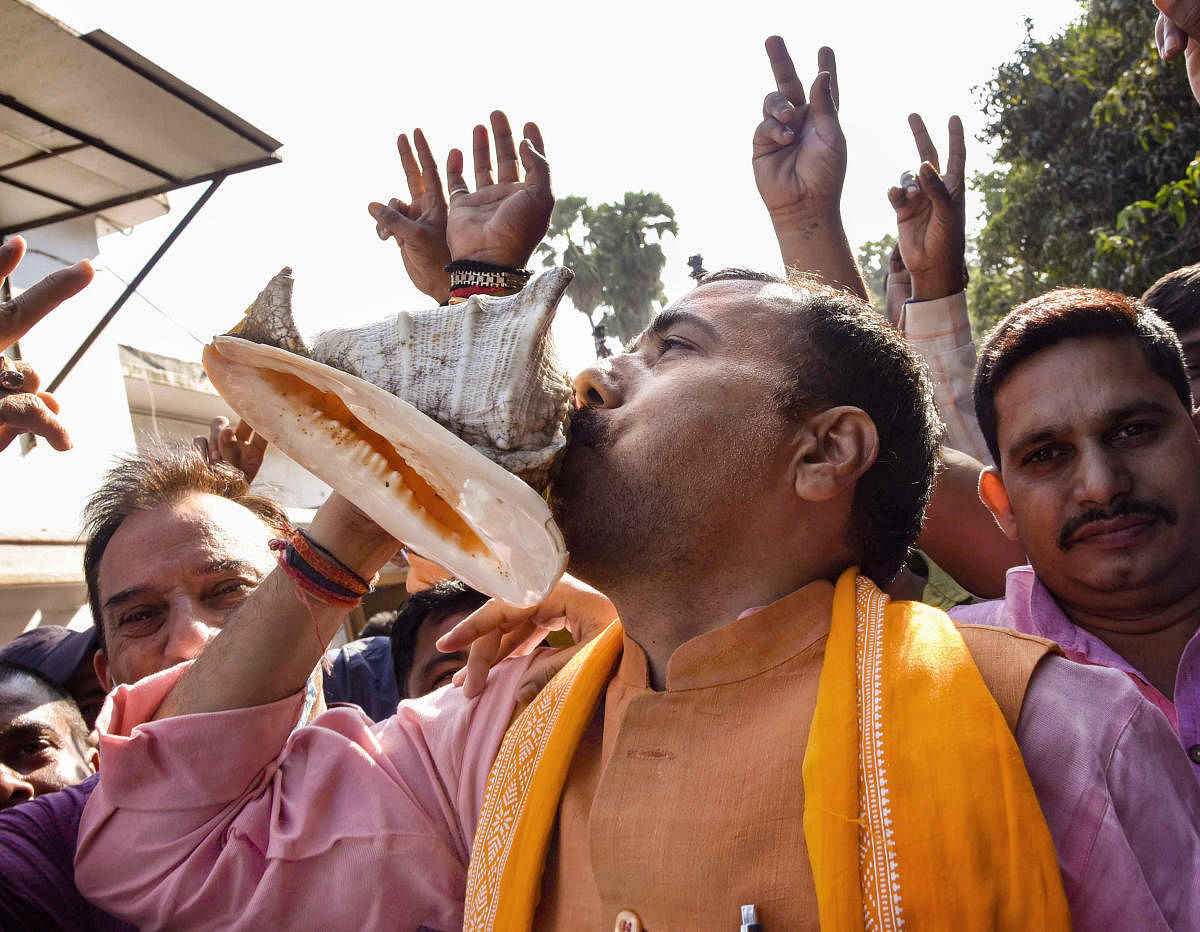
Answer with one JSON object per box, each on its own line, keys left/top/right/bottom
{"left": 448, "top": 187, "right": 470, "bottom": 200}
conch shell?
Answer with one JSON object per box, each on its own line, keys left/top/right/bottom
{"left": 202, "top": 268, "right": 575, "bottom": 607}
{"left": 231, "top": 267, "right": 573, "bottom": 490}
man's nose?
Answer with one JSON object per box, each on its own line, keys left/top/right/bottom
{"left": 0, "top": 764, "right": 35, "bottom": 809}
{"left": 163, "top": 605, "right": 221, "bottom": 666}
{"left": 573, "top": 359, "right": 623, "bottom": 409}
{"left": 1073, "top": 446, "right": 1132, "bottom": 507}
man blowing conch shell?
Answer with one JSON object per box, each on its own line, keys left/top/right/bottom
{"left": 76, "top": 41, "right": 1200, "bottom": 931}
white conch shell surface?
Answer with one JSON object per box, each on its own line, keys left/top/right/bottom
{"left": 203, "top": 336, "right": 568, "bottom": 607}
{"left": 232, "top": 267, "right": 574, "bottom": 491}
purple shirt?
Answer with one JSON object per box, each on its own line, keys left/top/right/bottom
{"left": 952, "top": 565, "right": 1200, "bottom": 774}
{"left": 0, "top": 775, "right": 134, "bottom": 931}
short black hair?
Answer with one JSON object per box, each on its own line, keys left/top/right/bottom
{"left": 974, "top": 287, "right": 1192, "bottom": 466}
{"left": 358, "top": 612, "right": 397, "bottom": 640}
{"left": 0, "top": 661, "right": 89, "bottom": 747}
{"left": 695, "top": 269, "right": 944, "bottom": 583}
{"left": 1142, "top": 264, "right": 1200, "bottom": 335}
{"left": 390, "top": 580, "right": 488, "bottom": 699}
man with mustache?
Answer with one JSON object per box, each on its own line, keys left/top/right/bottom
{"left": 953, "top": 287, "right": 1200, "bottom": 774}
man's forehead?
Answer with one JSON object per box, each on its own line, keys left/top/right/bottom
{"left": 0, "top": 681, "right": 61, "bottom": 722}
{"left": 996, "top": 336, "right": 1182, "bottom": 441}
{"left": 647, "top": 279, "right": 794, "bottom": 342}
{"left": 98, "top": 494, "right": 275, "bottom": 597}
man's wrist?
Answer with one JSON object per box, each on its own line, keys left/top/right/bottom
{"left": 909, "top": 272, "right": 965, "bottom": 302}
{"left": 307, "top": 495, "right": 401, "bottom": 577}
{"left": 768, "top": 200, "right": 843, "bottom": 238}
{"left": 449, "top": 248, "right": 536, "bottom": 269}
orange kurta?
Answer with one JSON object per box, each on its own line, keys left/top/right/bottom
{"left": 535, "top": 581, "right": 834, "bottom": 930}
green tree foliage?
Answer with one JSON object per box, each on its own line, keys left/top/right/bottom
{"left": 539, "top": 192, "right": 678, "bottom": 349}
{"left": 856, "top": 234, "right": 897, "bottom": 313}
{"left": 542, "top": 196, "right": 606, "bottom": 327}
{"left": 970, "top": 0, "right": 1200, "bottom": 332}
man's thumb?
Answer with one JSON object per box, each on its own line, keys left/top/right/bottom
{"left": 367, "top": 201, "right": 415, "bottom": 240}
{"left": 515, "top": 642, "right": 584, "bottom": 711}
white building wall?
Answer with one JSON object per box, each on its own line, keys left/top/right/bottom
{"left": 0, "top": 216, "right": 330, "bottom": 644}
{"left": 0, "top": 217, "right": 136, "bottom": 543}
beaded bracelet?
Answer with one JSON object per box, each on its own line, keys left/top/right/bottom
{"left": 268, "top": 529, "right": 378, "bottom": 606}
{"left": 448, "top": 284, "right": 521, "bottom": 305}
{"left": 444, "top": 259, "right": 533, "bottom": 274}
{"left": 444, "top": 259, "right": 532, "bottom": 293}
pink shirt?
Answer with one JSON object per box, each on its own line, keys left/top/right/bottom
{"left": 76, "top": 654, "right": 540, "bottom": 930}
{"left": 77, "top": 627, "right": 1200, "bottom": 929}
{"left": 952, "top": 565, "right": 1200, "bottom": 773}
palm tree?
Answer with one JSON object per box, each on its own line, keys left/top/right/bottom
{"left": 585, "top": 192, "right": 678, "bottom": 345}
{"left": 539, "top": 197, "right": 605, "bottom": 328}
{"left": 539, "top": 192, "right": 678, "bottom": 354}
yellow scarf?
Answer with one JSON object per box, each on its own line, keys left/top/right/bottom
{"left": 463, "top": 570, "right": 1070, "bottom": 930}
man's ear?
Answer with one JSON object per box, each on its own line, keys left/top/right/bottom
{"left": 93, "top": 649, "right": 114, "bottom": 693}
{"left": 791, "top": 406, "right": 879, "bottom": 503}
{"left": 978, "top": 467, "right": 1019, "bottom": 541}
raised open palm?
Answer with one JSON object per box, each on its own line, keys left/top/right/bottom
{"left": 444, "top": 111, "right": 552, "bottom": 269}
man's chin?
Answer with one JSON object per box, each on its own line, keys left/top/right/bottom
{"left": 1062, "top": 549, "right": 1179, "bottom": 596}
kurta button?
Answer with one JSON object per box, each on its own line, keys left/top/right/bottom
{"left": 614, "top": 908, "right": 643, "bottom": 932}
{"left": 1189, "top": 744, "right": 1200, "bottom": 764}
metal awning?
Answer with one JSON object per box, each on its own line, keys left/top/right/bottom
{"left": 0, "top": 0, "right": 282, "bottom": 391}
{"left": 0, "top": 0, "right": 280, "bottom": 236}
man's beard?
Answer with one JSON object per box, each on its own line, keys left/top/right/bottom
{"left": 550, "top": 406, "right": 688, "bottom": 590}
{"left": 551, "top": 406, "right": 770, "bottom": 593}
{"left": 551, "top": 408, "right": 625, "bottom": 579}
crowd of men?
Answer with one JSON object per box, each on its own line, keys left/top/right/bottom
{"left": 3, "top": 4, "right": 1200, "bottom": 928}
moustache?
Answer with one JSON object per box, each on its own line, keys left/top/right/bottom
{"left": 1057, "top": 499, "right": 1177, "bottom": 551}
{"left": 566, "top": 406, "right": 612, "bottom": 451}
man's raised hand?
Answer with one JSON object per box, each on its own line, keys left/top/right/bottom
{"left": 753, "top": 39, "right": 866, "bottom": 298}
{"left": 0, "top": 237, "right": 93, "bottom": 352}
{"left": 887, "top": 114, "right": 967, "bottom": 302}
{"left": 0, "top": 360, "right": 69, "bottom": 451}
{"left": 443, "top": 111, "right": 552, "bottom": 268}
{"left": 753, "top": 40, "right": 845, "bottom": 222}
{"left": 367, "top": 129, "right": 452, "bottom": 303}
{"left": 0, "top": 236, "right": 93, "bottom": 452}
{"left": 194, "top": 416, "right": 268, "bottom": 482}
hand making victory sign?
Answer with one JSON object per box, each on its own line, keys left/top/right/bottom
{"left": 888, "top": 114, "right": 967, "bottom": 302}
{"left": 368, "top": 128, "right": 452, "bottom": 304}
{"left": 443, "top": 110, "right": 553, "bottom": 269}
{"left": 754, "top": 39, "right": 844, "bottom": 215}
{"left": 752, "top": 38, "right": 866, "bottom": 298}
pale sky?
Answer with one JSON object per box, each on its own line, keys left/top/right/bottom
{"left": 31, "top": 0, "right": 1090, "bottom": 377}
